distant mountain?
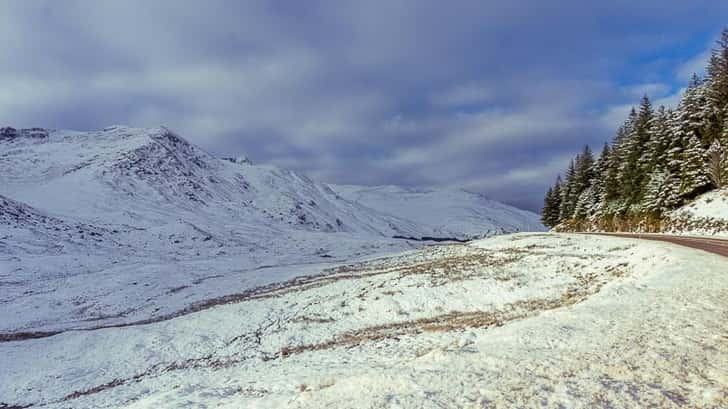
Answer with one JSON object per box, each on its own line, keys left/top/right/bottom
{"left": 331, "top": 185, "right": 544, "bottom": 240}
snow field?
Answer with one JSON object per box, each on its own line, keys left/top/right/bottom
{"left": 2, "top": 233, "right": 725, "bottom": 408}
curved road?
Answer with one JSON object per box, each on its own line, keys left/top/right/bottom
{"left": 587, "top": 232, "right": 728, "bottom": 258}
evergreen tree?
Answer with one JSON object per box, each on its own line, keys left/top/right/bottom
{"left": 642, "top": 168, "right": 681, "bottom": 215}
{"left": 590, "top": 143, "right": 611, "bottom": 217}
{"left": 706, "top": 139, "right": 725, "bottom": 188}
{"left": 541, "top": 176, "right": 564, "bottom": 227}
{"left": 641, "top": 105, "right": 670, "bottom": 175}
{"left": 603, "top": 126, "right": 628, "bottom": 215}
{"left": 722, "top": 113, "right": 728, "bottom": 181}
{"left": 617, "top": 99, "right": 652, "bottom": 207}
{"left": 631, "top": 96, "right": 655, "bottom": 197}
{"left": 665, "top": 108, "right": 685, "bottom": 175}
{"left": 573, "top": 186, "right": 595, "bottom": 220}
{"left": 721, "top": 109, "right": 728, "bottom": 152}
{"left": 560, "top": 159, "right": 578, "bottom": 220}
{"left": 704, "top": 29, "right": 728, "bottom": 143}
{"left": 541, "top": 187, "right": 555, "bottom": 227}
{"left": 672, "top": 74, "right": 708, "bottom": 145}
{"left": 680, "top": 136, "right": 711, "bottom": 198}
{"left": 551, "top": 176, "right": 563, "bottom": 226}
{"left": 573, "top": 145, "right": 595, "bottom": 195}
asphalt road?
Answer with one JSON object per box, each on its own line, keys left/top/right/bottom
{"left": 588, "top": 232, "right": 728, "bottom": 258}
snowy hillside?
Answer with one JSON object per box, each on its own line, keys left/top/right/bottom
{"left": 0, "top": 126, "right": 541, "bottom": 334}
{"left": 0, "top": 126, "right": 414, "bottom": 236}
{"left": 333, "top": 185, "right": 544, "bottom": 239}
{"left": 2, "top": 233, "right": 726, "bottom": 408}
{"left": 666, "top": 187, "right": 728, "bottom": 236}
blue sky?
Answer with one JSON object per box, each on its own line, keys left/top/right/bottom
{"left": 1, "top": 1, "right": 727, "bottom": 211}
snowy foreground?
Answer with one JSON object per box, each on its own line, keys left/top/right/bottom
{"left": 2, "top": 233, "right": 726, "bottom": 408}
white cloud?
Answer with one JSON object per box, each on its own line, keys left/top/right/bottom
{"left": 676, "top": 49, "right": 711, "bottom": 81}
{"left": 2, "top": 0, "right": 726, "bottom": 212}
{"left": 600, "top": 84, "right": 685, "bottom": 130}
{"left": 621, "top": 82, "right": 670, "bottom": 99}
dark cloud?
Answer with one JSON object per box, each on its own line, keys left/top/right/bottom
{"left": 1, "top": 0, "right": 727, "bottom": 211}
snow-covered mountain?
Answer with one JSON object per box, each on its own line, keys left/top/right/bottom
{"left": 332, "top": 185, "right": 544, "bottom": 239}
{"left": 1, "top": 126, "right": 542, "bottom": 249}
{"left": 1, "top": 126, "right": 406, "bottom": 237}
{"left": 0, "top": 125, "right": 542, "bottom": 333}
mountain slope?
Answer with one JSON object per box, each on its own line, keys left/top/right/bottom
{"left": 0, "top": 125, "right": 543, "bottom": 333}
{"left": 0, "top": 126, "right": 412, "bottom": 236}
{"left": 1, "top": 126, "right": 542, "bottom": 246}
{"left": 332, "top": 184, "right": 545, "bottom": 239}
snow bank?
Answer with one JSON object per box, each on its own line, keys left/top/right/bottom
{"left": 667, "top": 187, "right": 728, "bottom": 237}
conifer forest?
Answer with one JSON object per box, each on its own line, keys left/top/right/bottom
{"left": 542, "top": 28, "right": 728, "bottom": 232}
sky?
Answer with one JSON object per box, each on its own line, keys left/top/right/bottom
{"left": 1, "top": 1, "right": 728, "bottom": 212}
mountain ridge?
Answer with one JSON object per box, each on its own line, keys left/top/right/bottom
{"left": 1, "top": 125, "right": 542, "bottom": 241}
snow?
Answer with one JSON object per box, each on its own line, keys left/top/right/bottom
{"left": 0, "top": 126, "right": 541, "bottom": 334}
{"left": 4, "top": 126, "right": 724, "bottom": 408}
{"left": 672, "top": 187, "right": 728, "bottom": 221}
{"left": 667, "top": 187, "right": 728, "bottom": 237}
{"left": 1, "top": 233, "right": 726, "bottom": 408}
{"left": 332, "top": 184, "right": 545, "bottom": 239}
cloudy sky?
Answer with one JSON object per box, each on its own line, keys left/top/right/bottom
{"left": 2, "top": 1, "right": 727, "bottom": 211}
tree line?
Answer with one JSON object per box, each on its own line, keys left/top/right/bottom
{"left": 542, "top": 28, "right": 728, "bottom": 230}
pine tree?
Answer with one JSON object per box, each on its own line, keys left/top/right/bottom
{"left": 551, "top": 176, "right": 563, "bottom": 226}
{"left": 617, "top": 99, "right": 652, "bottom": 208}
{"left": 677, "top": 75, "right": 709, "bottom": 143}
{"left": 603, "top": 126, "right": 628, "bottom": 215}
{"left": 722, "top": 113, "right": 728, "bottom": 182}
{"left": 541, "top": 176, "right": 564, "bottom": 227}
{"left": 631, "top": 96, "right": 655, "bottom": 197}
{"left": 680, "top": 136, "right": 711, "bottom": 198}
{"left": 706, "top": 139, "right": 725, "bottom": 188}
{"left": 573, "top": 186, "right": 596, "bottom": 220}
{"left": 560, "top": 159, "right": 578, "bottom": 220}
{"left": 642, "top": 168, "right": 681, "bottom": 215}
{"left": 590, "top": 143, "right": 611, "bottom": 217}
{"left": 574, "top": 145, "right": 595, "bottom": 195}
{"left": 704, "top": 29, "right": 728, "bottom": 143}
{"left": 641, "top": 105, "right": 670, "bottom": 175}
{"left": 541, "top": 187, "right": 555, "bottom": 227}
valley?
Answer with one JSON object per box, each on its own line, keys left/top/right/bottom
{"left": 1, "top": 127, "right": 727, "bottom": 408}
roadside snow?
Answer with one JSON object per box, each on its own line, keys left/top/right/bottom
{"left": 2, "top": 233, "right": 725, "bottom": 408}
{"left": 668, "top": 187, "right": 728, "bottom": 237}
